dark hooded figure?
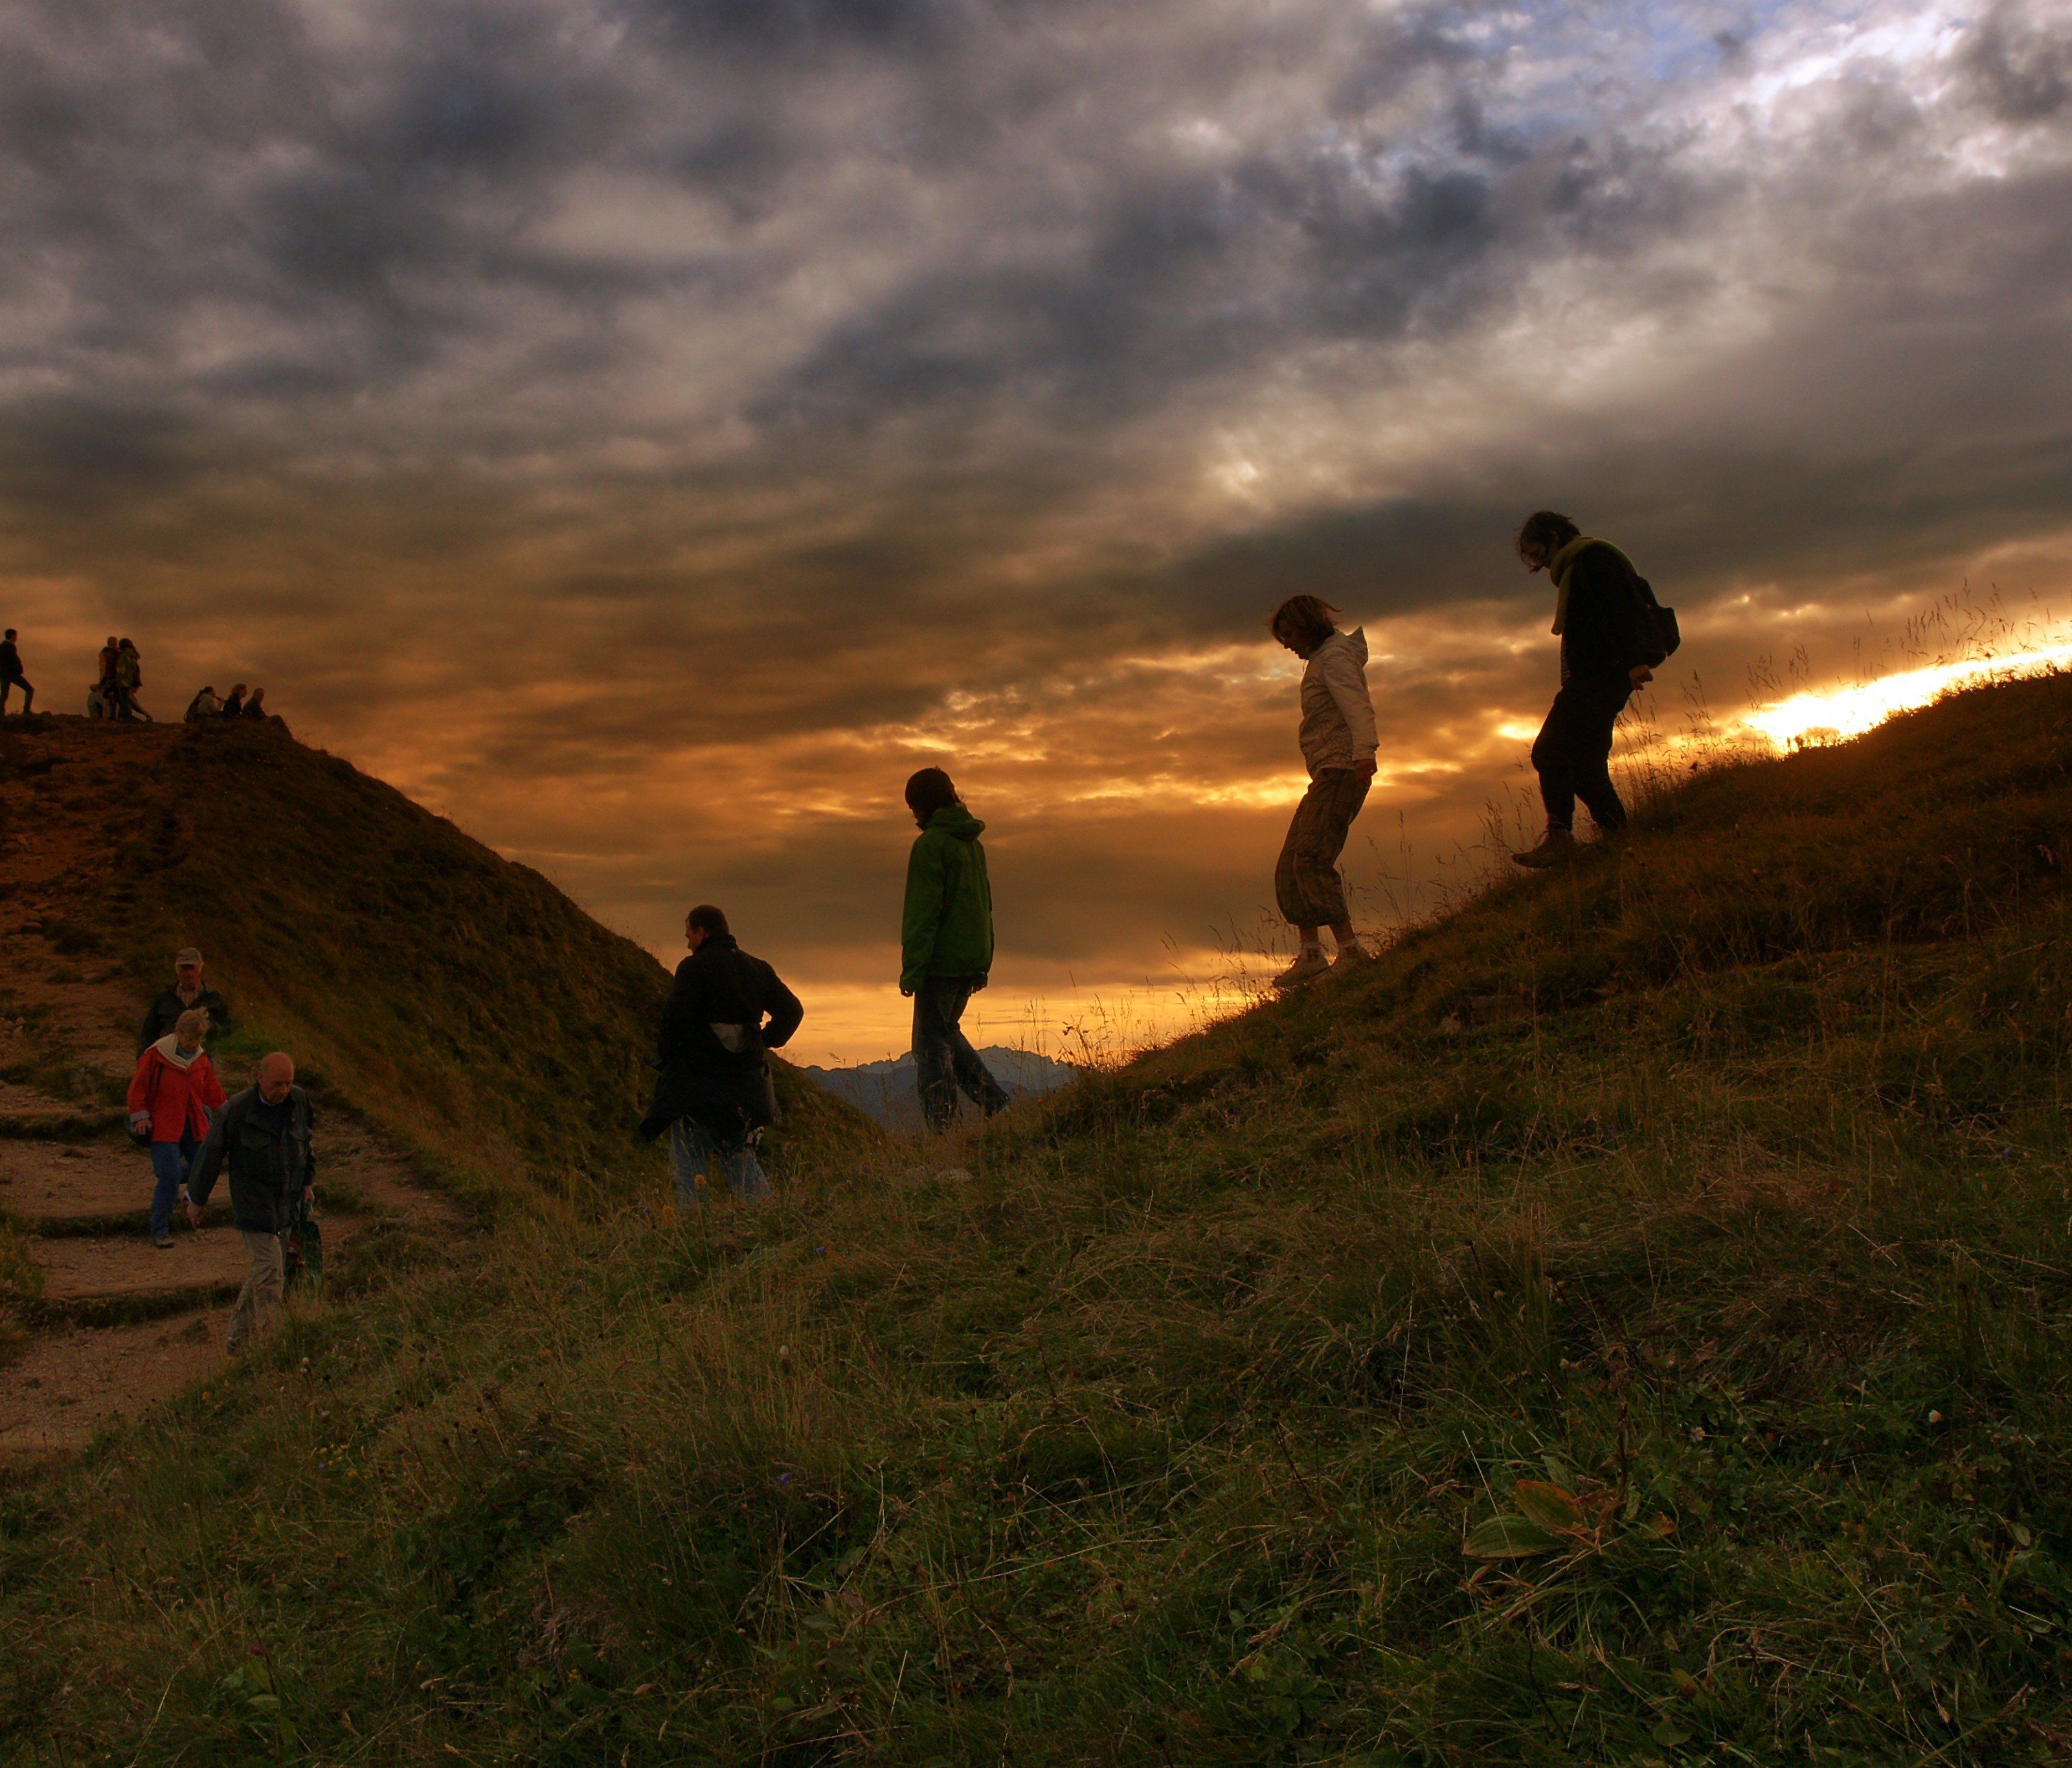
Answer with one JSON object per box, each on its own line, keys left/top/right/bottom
{"left": 899, "top": 767, "right": 1011, "bottom": 1132}
{"left": 639, "top": 903, "right": 802, "bottom": 1210}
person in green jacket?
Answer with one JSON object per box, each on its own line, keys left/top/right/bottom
{"left": 901, "top": 767, "right": 1012, "bottom": 1132}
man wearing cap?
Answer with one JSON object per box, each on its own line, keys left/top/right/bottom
{"left": 137, "top": 949, "right": 232, "bottom": 1056}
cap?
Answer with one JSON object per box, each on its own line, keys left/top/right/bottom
{"left": 175, "top": 947, "right": 203, "bottom": 966}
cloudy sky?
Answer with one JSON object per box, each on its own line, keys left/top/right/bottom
{"left": 4, "top": 0, "right": 2069, "bottom": 1061}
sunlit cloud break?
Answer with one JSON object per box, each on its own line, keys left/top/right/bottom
{"left": 1731, "top": 637, "right": 2072, "bottom": 752}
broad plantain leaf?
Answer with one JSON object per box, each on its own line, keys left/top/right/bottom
{"left": 1513, "top": 1480, "right": 1587, "bottom": 1534}
{"left": 1463, "top": 1513, "right": 1564, "bottom": 1558}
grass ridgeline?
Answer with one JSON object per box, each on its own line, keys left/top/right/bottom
{"left": 52, "top": 720, "right": 884, "bottom": 1213}
{"left": 6, "top": 675, "right": 2072, "bottom": 1764}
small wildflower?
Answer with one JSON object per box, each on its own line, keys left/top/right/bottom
{"left": 1929, "top": 1409, "right": 1944, "bottom": 1424}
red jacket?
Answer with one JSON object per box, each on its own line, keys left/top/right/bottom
{"left": 127, "top": 1043, "right": 227, "bottom": 1143}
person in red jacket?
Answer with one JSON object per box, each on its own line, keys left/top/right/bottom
{"left": 127, "top": 1008, "right": 227, "bottom": 1249}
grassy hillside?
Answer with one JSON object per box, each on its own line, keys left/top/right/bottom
{"left": 6, "top": 676, "right": 2072, "bottom": 1764}
{"left": 32, "top": 718, "right": 875, "bottom": 1205}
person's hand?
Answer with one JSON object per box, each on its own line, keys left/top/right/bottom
{"left": 899, "top": 984, "right": 914, "bottom": 998}
{"left": 1629, "top": 663, "right": 1654, "bottom": 686}
{"left": 186, "top": 1201, "right": 203, "bottom": 1228}
{"left": 128, "top": 1111, "right": 152, "bottom": 1137}
{"left": 302, "top": 1185, "right": 315, "bottom": 1205}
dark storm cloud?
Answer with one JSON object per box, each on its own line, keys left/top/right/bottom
{"left": 1966, "top": 0, "right": 2072, "bottom": 120}
{"left": 3, "top": 0, "right": 2069, "bottom": 1052}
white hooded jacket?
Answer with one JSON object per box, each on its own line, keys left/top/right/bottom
{"left": 1297, "top": 627, "right": 1379, "bottom": 776}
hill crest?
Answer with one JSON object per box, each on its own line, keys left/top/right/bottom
{"left": 0, "top": 714, "right": 883, "bottom": 1206}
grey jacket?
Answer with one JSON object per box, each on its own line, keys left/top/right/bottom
{"left": 187, "top": 1085, "right": 315, "bottom": 1232}
{"left": 1298, "top": 628, "right": 1379, "bottom": 776}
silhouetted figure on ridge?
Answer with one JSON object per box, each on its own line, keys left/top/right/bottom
{"left": 138, "top": 947, "right": 232, "bottom": 1056}
{"left": 640, "top": 903, "right": 803, "bottom": 1210}
{"left": 185, "top": 685, "right": 223, "bottom": 720}
{"left": 220, "top": 684, "right": 247, "bottom": 719}
{"left": 1511, "top": 511, "right": 1676, "bottom": 868}
{"left": 900, "top": 767, "right": 1011, "bottom": 1131}
{"left": 186, "top": 1051, "right": 315, "bottom": 1355}
{"left": 240, "top": 686, "right": 268, "bottom": 720}
{"left": 1, "top": 629, "right": 32, "bottom": 714}
{"left": 1268, "top": 594, "right": 1377, "bottom": 988}
{"left": 113, "top": 638, "right": 150, "bottom": 722}
{"left": 94, "top": 637, "right": 120, "bottom": 719}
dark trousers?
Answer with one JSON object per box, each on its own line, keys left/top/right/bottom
{"left": 912, "top": 977, "right": 1009, "bottom": 1133}
{"left": 1274, "top": 767, "right": 1371, "bottom": 927}
{"left": 1531, "top": 675, "right": 1632, "bottom": 831}
{"left": 148, "top": 1131, "right": 199, "bottom": 1238}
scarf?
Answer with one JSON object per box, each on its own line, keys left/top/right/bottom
{"left": 1548, "top": 535, "right": 1637, "bottom": 635}
{"left": 153, "top": 1034, "right": 203, "bottom": 1072}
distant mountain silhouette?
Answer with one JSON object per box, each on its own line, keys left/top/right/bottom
{"left": 801, "top": 1047, "right": 1077, "bottom": 1130}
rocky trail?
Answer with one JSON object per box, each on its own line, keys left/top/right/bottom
{"left": 0, "top": 716, "right": 464, "bottom": 1463}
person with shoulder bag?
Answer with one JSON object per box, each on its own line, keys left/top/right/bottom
{"left": 1510, "top": 510, "right": 1678, "bottom": 868}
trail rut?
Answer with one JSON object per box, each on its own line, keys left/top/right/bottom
{"left": 1, "top": 715, "right": 464, "bottom": 1463}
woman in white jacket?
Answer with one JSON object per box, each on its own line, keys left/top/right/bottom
{"left": 1269, "top": 595, "right": 1378, "bottom": 988}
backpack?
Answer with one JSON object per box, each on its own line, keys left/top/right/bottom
{"left": 1633, "top": 575, "right": 1681, "bottom": 666}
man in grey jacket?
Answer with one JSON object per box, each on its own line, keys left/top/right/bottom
{"left": 185, "top": 1052, "right": 315, "bottom": 1353}
{"left": 1270, "top": 595, "right": 1379, "bottom": 988}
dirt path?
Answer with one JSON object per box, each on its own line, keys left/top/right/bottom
{"left": 0, "top": 715, "right": 465, "bottom": 1464}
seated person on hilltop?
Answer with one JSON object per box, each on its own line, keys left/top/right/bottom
{"left": 220, "top": 683, "right": 247, "bottom": 718}
{"left": 185, "top": 1051, "right": 315, "bottom": 1355}
{"left": 240, "top": 686, "right": 268, "bottom": 720}
{"left": 137, "top": 947, "right": 232, "bottom": 1056}
{"left": 185, "top": 685, "right": 223, "bottom": 720}
{"left": 638, "top": 903, "right": 803, "bottom": 1210}
{"left": 128, "top": 1008, "right": 225, "bottom": 1249}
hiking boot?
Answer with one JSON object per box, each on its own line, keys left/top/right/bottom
{"left": 1331, "top": 942, "right": 1372, "bottom": 971}
{"left": 1512, "top": 826, "right": 1577, "bottom": 870}
{"left": 1273, "top": 947, "right": 1332, "bottom": 990}
{"left": 152, "top": 1232, "right": 174, "bottom": 1250}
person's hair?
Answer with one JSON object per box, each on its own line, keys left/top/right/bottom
{"left": 1268, "top": 595, "right": 1340, "bottom": 650}
{"left": 174, "top": 1008, "right": 210, "bottom": 1042}
{"left": 3, "top": 629, "right": 12, "bottom": 639}
{"left": 687, "top": 903, "right": 730, "bottom": 938}
{"left": 120, "top": 638, "right": 135, "bottom": 650}
{"left": 1515, "top": 510, "right": 1580, "bottom": 561}
{"left": 905, "top": 767, "right": 960, "bottom": 820}
{"left": 231, "top": 683, "right": 246, "bottom": 694}
{"left": 250, "top": 687, "right": 264, "bottom": 700}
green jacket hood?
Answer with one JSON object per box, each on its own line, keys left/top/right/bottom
{"left": 927, "top": 806, "right": 986, "bottom": 840}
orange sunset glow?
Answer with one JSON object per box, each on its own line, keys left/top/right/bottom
{"left": 4, "top": 0, "right": 2070, "bottom": 1063}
